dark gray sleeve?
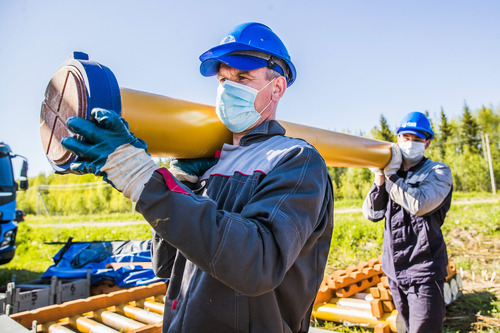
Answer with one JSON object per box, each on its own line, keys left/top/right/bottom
{"left": 362, "top": 183, "right": 389, "bottom": 222}
{"left": 151, "top": 230, "right": 176, "bottom": 278}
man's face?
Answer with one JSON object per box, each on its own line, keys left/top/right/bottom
{"left": 217, "top": 64, "right": 275, "bottom": 115}
{"left": 397, "top": 133, "right": 431, "bottom": 149}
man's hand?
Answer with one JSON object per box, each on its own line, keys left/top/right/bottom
{"left": 62, "top": 108, "right": 158, "bottom": 201}
{"left": 169, "top": 158, "right": 218, "bottom": 184}
{"left": 383, "top": 143, "right": 402, "bottom": 177}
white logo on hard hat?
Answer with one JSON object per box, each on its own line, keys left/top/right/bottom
{"left": 220, "top": 35, "right": 236, "bottom": 45}
{"left": 403, "top": 121, "right": 417, "bottom": 127}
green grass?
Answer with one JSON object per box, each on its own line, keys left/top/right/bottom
{"left": 333, "top": 199, "right": 364, "bottom": 209}
{"left": 0, "top": 217, "right": 151, "bottom": 285}
{"left": 326, "top": 211, "right": 383, "bottom": 273}
{"left": 452, "top": 191, "right": 500, "bottom": 201}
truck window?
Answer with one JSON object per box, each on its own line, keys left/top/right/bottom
{"left": 0, "top": 156, "right": 14, "bottom": 187}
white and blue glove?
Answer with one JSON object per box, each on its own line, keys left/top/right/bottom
{"left": 169, "top": 158, "right": 218, "bottom": 184}
{"left": 61, "top": 108, "right": 158, "bottom": 202}
{"left": 383, "top": 143, "right": 402, "bottom": 177}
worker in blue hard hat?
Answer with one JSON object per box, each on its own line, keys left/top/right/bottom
{"left": 62, "top": 22, "right": 333, "bottom": 333}
{"left": 194, "top": 22, "right": 297, "bottom": 145}
{"left": 362, "top": 111, "right": 453, "bottom": 333}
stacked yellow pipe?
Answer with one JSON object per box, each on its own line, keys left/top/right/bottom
{"left": 136, "top": 298, "right": 165, "bottom": 315}
{"left": 43, "top": 322, "right": 78, "bottom": 333}
{"left": 312, "top": 303, "right": 399, "bottom": 332}
{"left": 120, "top": 88, "right": 392, "bottom": 168}
{"left": 69, "top": 315, "right": 119, "bottom": 333}
{"left": 92, "top": 309, "right": 144, "bottom": 331}
{"left": 115, "top": 304, "right": 163, "bottom": 324}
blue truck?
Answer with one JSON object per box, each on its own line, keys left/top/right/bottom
{"left": 0, "top": 142, "right": 28, "bottom": 264}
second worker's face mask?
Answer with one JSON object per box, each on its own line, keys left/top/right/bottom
{"left": 215, "top": 78, "right": 275, "bottom": 133}
{"left": 398, "top": 140, "right": 426, "bottom": 164}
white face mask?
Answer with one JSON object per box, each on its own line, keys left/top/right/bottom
{"left": 398, "top": 140, "right": 426, "bottom": 164}
{"left": 215, "top": 79, "right": 275, "bottom": 133}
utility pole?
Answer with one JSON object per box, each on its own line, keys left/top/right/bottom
{"left": 36, "top": 189, "right": 50, "bottom": 216}
{"left": 485, "top": 134, "right": 496, "bottom": 195}
{"left": 481, "top": 131, "right": 488, "bottom": 161}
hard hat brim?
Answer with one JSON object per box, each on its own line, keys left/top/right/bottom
{"left": 200, "top": 54, "right": 269, "bottom": 77}
{"left": 199, "top": 42, "right": 296, "bottom": 86}
{"left": 397, "top": 129, "right": 428, "bottom": 140}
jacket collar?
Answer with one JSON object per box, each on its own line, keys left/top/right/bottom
{"left": 239, "top": 120, "right": 286, "bottom": 146}
{"left": 408, "top": 157, "right": 428, "bottom": 171}
{"left": 398, "top": 157, "right": 428, "bottom": 178}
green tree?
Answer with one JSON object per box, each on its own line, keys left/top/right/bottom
{"left": 438, "top": 108, "right": 452, "bottom": 158}
{"left": 462, "top": 103, "right": 480, "bottom": 153}
{"left": 370, "top": 114, "right": 396, "bottom": 142}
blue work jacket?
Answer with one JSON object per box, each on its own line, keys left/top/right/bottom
{"left": 362, "top": 158, "right": 453, "bottom": 285}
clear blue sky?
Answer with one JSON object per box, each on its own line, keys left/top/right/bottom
{"left": 1, "top": 0, "right": 499, "bottom": 177}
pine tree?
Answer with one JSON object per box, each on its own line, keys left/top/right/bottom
{"left": 439, "top": 108, "right": 451, "bottom": 158}
{"left": 371, "top": 114, "right": 396, "bottom": 142}
{"left": 462, "top": 103, "right": 480, "bottom": 153}
{"left": 424, "top": 110, "right": 436, "bottom": 138}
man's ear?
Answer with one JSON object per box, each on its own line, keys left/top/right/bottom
{"left": 271, "top": 76, "right": 287, "bottom": 101}
{"left": 425, "top": 139, "right": 432, "bottom": 149}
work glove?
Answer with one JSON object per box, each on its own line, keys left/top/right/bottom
{"left": 169, "top": 158, "right": 218, "bottom": 184}
{"left": 383, "top": 143, "right": 402, "bottom": 177}
{"left": 369, "top": 167, "right": 384, "bottom": 176}
{"left": 61, "top": 108, "right": 158, "bottom": 202}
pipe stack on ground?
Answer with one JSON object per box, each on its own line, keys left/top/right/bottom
{"left": 313, "top": 259, "right": 462, "bottom": 333}
{"left": 10, "top": 282, "right": 167, "bottom": 333}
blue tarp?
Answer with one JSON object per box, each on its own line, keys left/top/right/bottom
{"left": 42, "top": 239, "right": 165, "bottom": 287}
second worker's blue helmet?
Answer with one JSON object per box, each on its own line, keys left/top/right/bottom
{"left": 199, "top": 22, "right": 297, "bottom": 87}
{"left": 396, "top": 111, "right": 435, "bottom": 140}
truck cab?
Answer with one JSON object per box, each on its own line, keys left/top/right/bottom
{"left": 0, "top": 142, "right": 28, "bottom": 264}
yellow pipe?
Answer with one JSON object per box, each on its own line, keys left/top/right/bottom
{"left": 92, "top": 309, "right": 144, "bottom": 331}
{"left": 312, "top": 303, "right": 399, "bottom": 332}
{"left": 121, "top": 88, "right": 392, "bottom": 168}
{"left": 136, "top": 298, "right": 165, "bottom": 315}
{"left": 40, "top": 55, "right": 391, "bottom": 170}
{"left": 69, "top": 315, "right": 119, "bottom": 333}
{"left": 115, "top": 304, "right": 163, "bottom": 324}
{"left": 48, "top": 325, "right": 77, "bottom": 333}
{"left": 154, "top": 294, "right": 166, "bottom": 303}
{"left": 43, "top": 321, "right": 76, "bottom": 333}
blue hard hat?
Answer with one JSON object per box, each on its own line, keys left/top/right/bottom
{"left": 396, "top": 111, "right": 434, "bottom": 140}
{"left": 199, "top": 22, "right": 297, "bottom": 87}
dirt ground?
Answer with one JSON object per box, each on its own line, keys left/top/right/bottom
{"left": 443, "top": 280, "right": 500, "bottom": 332}
{"left": 443, "top": 230, "right": 500, "bottom": 332}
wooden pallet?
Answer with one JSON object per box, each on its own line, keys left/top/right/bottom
{"left": 10, "top": 281, "right": 167, "bottom": 333}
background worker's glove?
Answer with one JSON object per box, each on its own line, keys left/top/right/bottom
{"left": 169, "top": 158, "right": 218, "bottom": 184}
{"left": 61, "top": 108, "right": 158, "bottom": 202}
{"left": 369, "top": 167, "right": 384, "bottom": 176}
{"left": 383, "top": 143, "right": 402, "bottom": 177}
